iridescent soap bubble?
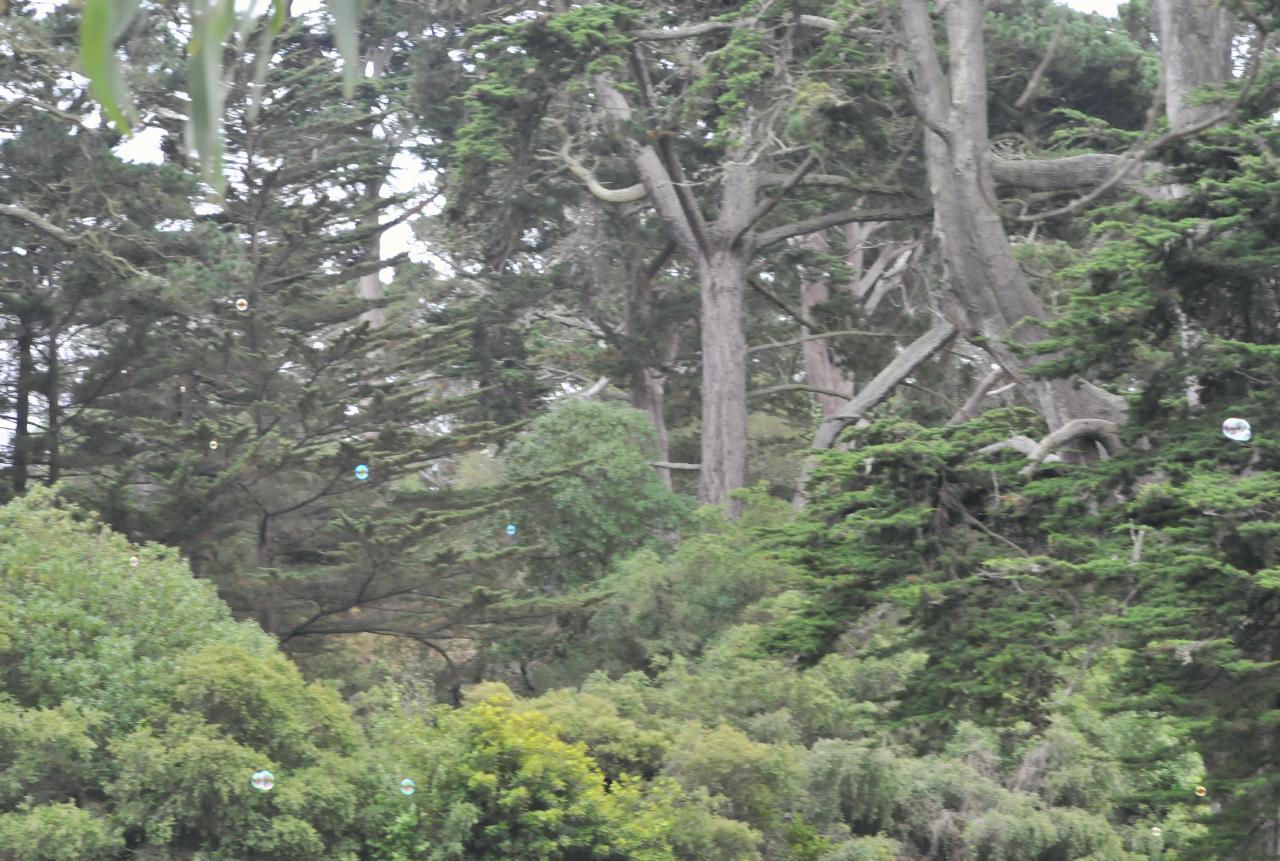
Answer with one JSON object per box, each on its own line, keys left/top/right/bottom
{"left": 251, "top": 770, "right": 274, "bottom": 791}
{"left": 1151, "top": 826, "right": 1162, "bottom": 837}
{"left": 354, "top": 464, "right": 370, "bottom": 481}
{"left": 1195, "top": 785, "right": 1207, "bottom": 797}
{"left": 399, "top": 777, "right": 416, "bottom": 796}
{"left": 1222, "top": 417, "right": 1252, "bottom": 442}
{"left": 505, "top": 523, "right": 517, "bottom": 537}
{"left": 129, "top": 556, "right": 139, "bottom": 568}
{"left": 234, "top": 297, "right": 250, "bottom": 312}
{"left": 209, "top": 440, "right": 219, "bottom": 450}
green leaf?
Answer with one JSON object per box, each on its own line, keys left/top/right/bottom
{"left": 326, "top": 0, "right": 362, "bottom": 97}
{"left": 186, "top": 0, "right": 236, "bottom": 194}
{"left": 80, "top": 0, "right": 139, "bottom": 132}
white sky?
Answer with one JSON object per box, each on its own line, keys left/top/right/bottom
{"left": 108, "top": 0, "right": 1121, "bottom": 275}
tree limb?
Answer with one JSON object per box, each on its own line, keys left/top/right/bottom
{"left": 812, "top": 320, "right": 958, "bottom": 449}
{"left": 748, "top": 328, "right": 908, "bottom": 354}
{"left": 1020, "top": 418, "right": 1122, "bottom": 476}
{"left": 1013, "top": 20, "right": 1064, "bottom": 110}
{"left": 749, "top": 383, "right": 852, "bottom": 400}
{"left": 0, "top": 203, "right": 80, "bottom": 244}
{"left": 554, "top": 138, "right": 648, "bottom": 203}
{"left": 651, "top": 460, "right": 701, "bottom": 470}
{"left": 947, "top": 366, "right": 1006, "bottom": 425}
{"left": 755, "top": 204, "right": 930, "bottom": 251}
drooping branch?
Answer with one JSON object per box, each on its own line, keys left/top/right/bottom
{"left": 1020, "top": 418, "right": 1122, "bottom": 476}
{"left": 558, "top": 146, "right": 648, "bottom": 203}
{"left": 755, "top": 204, "right": 931, "bottom": 251}
{"left": 0, "top": 203, "right": 80, "bottom": 244}
{"left": 812, "top": 320, "right": 958, "bottom": 449}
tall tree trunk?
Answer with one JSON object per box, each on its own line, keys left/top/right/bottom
{"left": 1154, "top": 0, "right": 1235, "bottom": 132}
{"left": 898, "top": 0, "right": 1125, "bottom": 435}
{"left": 798, "top": 233, "right": 854, "bottom": 416}
{"left": 697, "top": 247, "right": 749, "bottom": 512}
{"left": 12, "top": 316, "right": 32, "bottom": 494}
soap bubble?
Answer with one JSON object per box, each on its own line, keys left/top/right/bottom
{"left": 505, "top": 523, "right": 517, "bottom": 537}
{"left": 179, "top": 385, "right": 187, "bottom": 393}
{"left": 251, "top": 770, "right": 274, "bottom": 791}
{"left": 209, "top": 440, "right": 219, "bottom": 450}
{"left": 1222, "top": 417, "right": 1252, "bottom": 442}
{"left": 234, "top": 297, "right": 249, "bottom": 312}
{"left": 1151, "top": 826, "right": 1162, "bottom": 837}
{"left": 399, "top": 778, "right": 416, "bottom": 796}
{"left": 129, "top": 556, "right": 139, "bottom": 568}
{"left": 354, "top": 464, "right": 370, "bottom": 481}
{"left": 1195, "top": 785, "right": 1207, "bottom": 797}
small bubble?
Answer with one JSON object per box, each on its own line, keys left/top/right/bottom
{"left": 505, "top": 523, "right": 517, "bottom": 537}
{"left": 1222, "top": 417, "right": 1252, "bottom": 442}
{"left": 179, "top": 385, "right": 187, "bottom": 393}
{"left": 129, "top": 556, "right": 139, "bottom": 568}
{"left": 400, "top": 777, "right": 416, "bottom": 796}
{"left": 209, "top": 440, "right": 219, "bottom": 450}
{"left": 354, "top": 464, "right": 370, "bottom": 481}
{"left": 1151, "top": 826, "right": 1162, "bottom": 837}
{"left": 234, "top": 297, "right": 249, "bottom": 312}
{"left": 1195, "top": 785, "right": 1207, "bottom": 797}
{"left": 251, "top": 770, "right": 274, "bottom": 791}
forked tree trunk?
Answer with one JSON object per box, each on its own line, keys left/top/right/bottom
{"left": 899, "top": 0, "right": 1126, "bottom": 434}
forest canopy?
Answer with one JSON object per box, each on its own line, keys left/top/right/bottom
{"left": 2, "top": 0, "right": 1279, "bottom": 858}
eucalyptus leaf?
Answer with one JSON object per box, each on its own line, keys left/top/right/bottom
{"left": 326, "top": 0, "right": 362, "bottom": 97}
{"left": 80, "top": 0, "right": 138, "bottom": 132}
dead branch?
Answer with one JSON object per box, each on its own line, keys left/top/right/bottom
{"left": 755, "top": 204, "right": 931, "bottom": 250}
{"left": 1020, "top": 418, "right": 1122, "bottom": 476}
{"left": 812, "top": 320, "right": 958, "bottom": 449}
{"left": 947, "top": 367, "right": 1006, "bottom": 425}
{"left": 0, "top": 203, "right": 80, "bottom": 244}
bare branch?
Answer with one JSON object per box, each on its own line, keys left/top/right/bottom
{"left": 749, "top": 383, "right": 852, "bottom": 400}
{"left": 629, "top": 21, "right": 738, "bottom": 40}
{"left": 947, "top": 366, "right": 1006, "bottom": 425}
{"left": 1020, "top": 419, "right": 1122, "bottom": 476}
{"left": 755, "top": 204, "right": 930, "bottom": 251}
{"left": 571, "top": 377, "right": 611, "bottom": 399}
{"left": 553, "top": 138, "right": 648, "bottom": 203}
{"left": 1013, "top": 20, "right": 1064, "bottom": 109}
{"left": 760, "top": 171, "right": 904, "bottom": 194}
{"left": 975, "top": 435, "right": 1046, "bottom": 458}
{"left": 738, "top": 154, "right": 816, "bottom": 246}
{"left": 651, "top": 460, "right": 701, "bottom": 470}
{"left": 748, "top": 328, "right": 908, "bottom": 354}
{"left": 812, "top": 320, "right": 958, "bottom": 449}
{"left": 0, "top": 203, "right": 80, "bottom": 244}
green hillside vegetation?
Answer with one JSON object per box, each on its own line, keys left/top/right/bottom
{"left": 3, "top": 0, "right": 1279, "bottom": 858}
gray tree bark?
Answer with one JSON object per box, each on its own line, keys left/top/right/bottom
{"left": 1154, "top": 0, "right": 1235, "bottom": 132}
{"left": 897, "top": 0, "right": 1126, "bottom": 435}
{"left": 798, "top": 233, "right": 854, "bottom": 417}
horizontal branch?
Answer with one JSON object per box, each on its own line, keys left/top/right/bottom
{"left": 988, "top": 153, "right": 1166, "bottom": 195}
{"left": 756, "top": 204, "right": 931, "bottom": 251}
{"left": 555, "top": 140, "right": 648, "bottom": 203}
{"left": 651, "top": 460, "right": 701, "bottom": 470}
{"left": 749, "top": 384, "right": 851, "bottom": 400}
{"left": 748, "top": 329, "right": 908, "bottom": 354}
